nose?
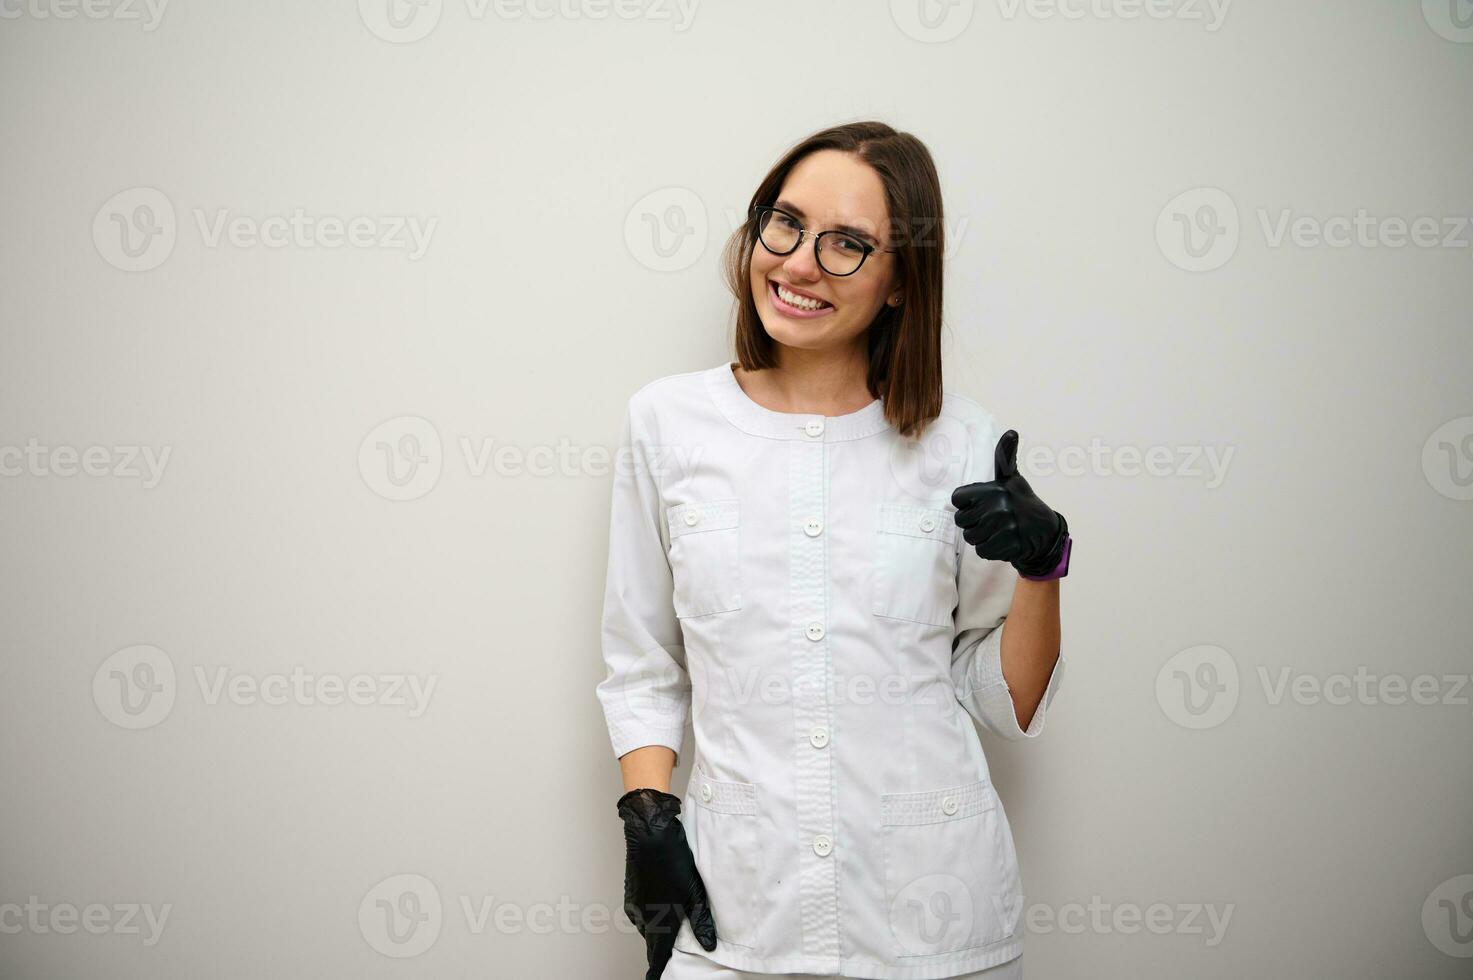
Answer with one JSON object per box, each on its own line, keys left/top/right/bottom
{"left": 781, "top": 239, "right": 823, "bottom": 282}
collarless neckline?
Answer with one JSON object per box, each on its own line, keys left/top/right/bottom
{"left": 705, "top": 361, "right": 890, "bottom": 441}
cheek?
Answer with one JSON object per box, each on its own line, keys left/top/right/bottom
{"left": 833, "top": 281, "right": 883, "bottom": 314}
{"left": 750, "top": 252, "right": 779, "bottom": 281}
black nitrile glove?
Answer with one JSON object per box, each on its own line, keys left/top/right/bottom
{"left": 617, "top": 787, "right": 718, "bottom": 980}
{"left": 952, "top": 429, "right": 1069, "bottom": 578}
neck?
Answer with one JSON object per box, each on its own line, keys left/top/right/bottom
{"left": 741, "top": 344, "right": 875, "bottom": 416}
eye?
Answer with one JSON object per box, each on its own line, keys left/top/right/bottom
{"left": 834, "top": 236, "right": 866, "bottom": 254}
{"left": 775, "top": 214, "right": 801, "bottom": 230}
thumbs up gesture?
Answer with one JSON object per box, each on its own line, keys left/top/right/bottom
{"left": 951, "top": 429, "right": 1070, "bottom": 579}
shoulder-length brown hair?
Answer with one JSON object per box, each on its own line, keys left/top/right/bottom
{"left": 721, "top": 120, "right": 946, "bottom": 440}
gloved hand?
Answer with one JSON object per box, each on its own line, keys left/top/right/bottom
{"left": 617, "top": 787, "right": 718, "bottom": 980}
{"left": 951, "top": 429, "right": 1069, "bottom": 578}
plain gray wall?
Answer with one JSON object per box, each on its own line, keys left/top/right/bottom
{"left": 2, "top": 1, "right": 1470, "bottom": 978}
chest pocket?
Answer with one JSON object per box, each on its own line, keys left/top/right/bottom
{"left": 666, "top": 498, "right": 743, "bottom": 618}
{"left": 872, "top": 501, "right": 959, "bottom": 628}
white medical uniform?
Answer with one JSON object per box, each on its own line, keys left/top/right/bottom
{"left": 597, "top": 362, "right": 1064, "bottom": 980}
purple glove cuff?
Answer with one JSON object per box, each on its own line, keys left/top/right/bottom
{"left": 1020, "top": 535, "right": 1071, "bottom": 581}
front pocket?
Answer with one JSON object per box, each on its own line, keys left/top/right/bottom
{"left": 688, "top": 764, "right": 764, "bottom": 949}
{"left": 872, "top": 501, "right": 959, "bottom": 628}
{"left": 666, "top": 498, "right": 742, "bottom": 618}
{"left": 880, "top": 778, "right": 1022, "bottom": 957}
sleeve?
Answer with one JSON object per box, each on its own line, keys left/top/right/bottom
{"left": 593, "top": 392, "right": 691, "bottom": 764}
{"left": 949, "top": 408, "right": 1065, "bottom": 740}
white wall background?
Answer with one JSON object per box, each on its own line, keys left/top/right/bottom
{"left": 2, "top": 2, "right": 1470, "bottom": 978}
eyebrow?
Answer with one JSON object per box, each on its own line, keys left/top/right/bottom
{"left": 772, "top": 199, "right": 882, "bottom": 246}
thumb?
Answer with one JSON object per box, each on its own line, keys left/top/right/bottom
{"left": 685, "top": 873, "right": 719, "bottom": 951}
{"left": 993, "top": 429, "right": 1019, "bottom": 481}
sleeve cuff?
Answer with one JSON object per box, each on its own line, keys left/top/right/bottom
{"left": 955, "top": 623, "right": 1064, "bottom": 740}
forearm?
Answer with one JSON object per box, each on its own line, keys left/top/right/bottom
{"left": 618, "top": 744, "right": 677, "bottom": 794}
{"left": 999, "top": 576, "right": 1061, "bottom": 731}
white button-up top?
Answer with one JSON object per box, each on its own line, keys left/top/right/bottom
{"left": 596, "top": 361, "right": 1065, "bottom": 980}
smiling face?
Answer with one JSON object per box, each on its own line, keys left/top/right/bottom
{"left": 748, "top": 149, "right": 902, "bottom": 355}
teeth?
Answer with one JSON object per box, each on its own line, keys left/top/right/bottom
{"left": 775, "top": 282, "right": 829, "bottom": 311}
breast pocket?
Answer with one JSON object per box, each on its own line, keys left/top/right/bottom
{"left": 880, "top": 778, "right": 1022, "bottom": 957}
{"left": 872, "top": 501, "right": 959, "bottom": 628}
{"left": 666, "top": 499, "right": 742, "bottom": 618}
{"left": 688, "top": 764, "right": 764, "bottom": 949}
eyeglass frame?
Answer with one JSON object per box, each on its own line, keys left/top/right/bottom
{"left": 749, "top": 204, "right": 897, "bottom": 277}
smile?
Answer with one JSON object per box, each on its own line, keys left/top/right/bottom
{"left": 769, "top": 279, "right": 834, "bottom": 317}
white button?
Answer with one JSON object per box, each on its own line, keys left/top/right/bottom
{"left": 700, "top": 782, "right": 713, "bottom": 802}
{"left": 941, "top": 796, "right": 958, "bottom": 815}
{"left": 812, "top": 834, "right": 833, "bottom": 857}
{"left": 803, "top": 518, "right": 823, "bottom": 537}
{"left": 684, "top": 510, "right": 701, "bottom": 527}
{"left": 804, "top": 419, "right": 824, "bottom": 437}
{"left": 809, "top": 726, "right": 829, "bottom": 748}
{"left": 805, "top": 622, "right": 825, "bottom": 641}
{"left": 920, "top": 515, "right": 936, "bottom": 533}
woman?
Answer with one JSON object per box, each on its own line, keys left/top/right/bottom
{"left": 597, "top": 121, "right": 1070, "bottom": 980}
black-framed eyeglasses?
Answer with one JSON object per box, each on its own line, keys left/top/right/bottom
{"left": 750, "top": 204, "right": 896, "bottom": 277}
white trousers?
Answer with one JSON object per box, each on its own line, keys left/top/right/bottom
{"left": 661, "top": 947, "right": 1024, "bottom": 980}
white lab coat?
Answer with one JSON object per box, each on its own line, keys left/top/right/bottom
{"left": 596, "top": 361, "right": 1064, "bottom": 980}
